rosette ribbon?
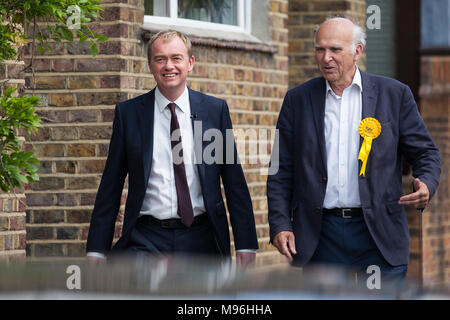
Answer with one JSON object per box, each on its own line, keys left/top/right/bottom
{"left": 358, "top": 117, "right": 381, "bottom": 176}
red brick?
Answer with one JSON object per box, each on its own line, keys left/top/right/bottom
{"left": 53, "top": 59, "right": 74, "bottom": 72}
{"left": 31, "top": 210, "right": 65, "bottom": 224}
{"left": 56, "top": 227, "right": 79, "bottom": 240}
{"left": 9, "top": 216, "right": 26, "bottom": 231}
{"left": 67, "top": 144, "right": 96, "bottom": 157}
{"left": 66, "top": 210, "right": 92, "bottom": 223}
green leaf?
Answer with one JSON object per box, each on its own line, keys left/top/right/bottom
{"left": 89, "top": 41, "right": 98, "bottom": 56}
{"left": 95, "top": 33, "right": 109, "bottom": 42}
{"left": 60, "top": 27, "right": 74, "bottom": 42}
{"left": 78, "top": 32, "right": 88, "bottom": 42}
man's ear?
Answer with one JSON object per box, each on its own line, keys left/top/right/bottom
{"left": 188, "top": 55, "right": 195, "bottom": 72}
{"left": 354, "top": 44, "right": 364, "bottom": 61}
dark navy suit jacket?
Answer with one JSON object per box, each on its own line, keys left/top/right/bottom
{"left": 267, "top": 71, "right": 441, "bottom": 266}
{"left": 87, "top": 88, "right": 258, "bottom": 256}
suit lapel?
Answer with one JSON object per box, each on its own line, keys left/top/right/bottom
{"left": 188, "top": 88, "right": 207, "bottom": 182}
{"left": 310, "top": 78, "right": 327, "bottom": 173}
{"left": 361, "top": 71, "right": 378, "bottom": 120}
{"left": 359, "top": 72, "right": 378, "bottom": 202}
{"left": 137, "top": 89, "right": 155, "bottom": 183}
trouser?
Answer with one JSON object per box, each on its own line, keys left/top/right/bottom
{"left": 307, "top": 214, "right": 408, "bottom": 290}
{"left": 124, "top": 214, "right": 221, "bottom": 257}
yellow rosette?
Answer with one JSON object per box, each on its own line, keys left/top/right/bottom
{"left": 358, "top": 118, "right": 381, "bottom": 176}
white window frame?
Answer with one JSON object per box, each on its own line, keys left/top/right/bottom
{"left": 144, "top": 0, "right": 252, "bottom": 34}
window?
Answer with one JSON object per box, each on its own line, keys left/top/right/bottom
{"left": 421, "top": 0, "right": 450, "bottom": 48}
{"left": 144, "top": 0, "right": 251, "bottom": 33}
{"left": 366, "top": 0, "right": 397, "bottom": 79}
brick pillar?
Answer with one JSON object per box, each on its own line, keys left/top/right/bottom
{"left": 418, "top": 55, "right": 450, "bottom": 287}
{"left": 24, "top": 0, "right": 147, "bottom": 258}
{"left": 0, "top": 58, "right": 27, "bottom": 263}
{"left": 288, "top": 0, "right": 367, "bottom": 88}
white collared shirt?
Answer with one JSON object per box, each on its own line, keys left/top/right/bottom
{"left": 323, "top": 67, "right": 363, "bottom": 208}
{"left": 139, "top": 86, "right": 206, "bottom": 219}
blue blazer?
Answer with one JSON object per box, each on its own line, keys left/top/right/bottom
{"left": 87, "top": 88, "right": 258, "bottom": 256}
{"left": 267, "top": 71, "right": 441, "bottom": 266}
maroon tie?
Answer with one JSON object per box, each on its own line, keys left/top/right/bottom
{"left": 168, "top": 103, "right": 194, "bottom": 227}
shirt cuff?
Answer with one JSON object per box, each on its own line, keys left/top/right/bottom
{"left": 236, "top": 249, "right": 256, "bottom": 254}
{"left": 86, "top": 252, "right": 106, "bottom": 259}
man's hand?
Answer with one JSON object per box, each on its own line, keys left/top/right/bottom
{"left": 272, "top": 231, "right": 297, "bottom": 262}
{"left": 398, "top": 178, "right": 430, "bottom": 209}
{"left": 86, "top": 255, "right": 106, "bottom": 266}
{"left": 236, "top": 251, "right": 256, "bottom": 270}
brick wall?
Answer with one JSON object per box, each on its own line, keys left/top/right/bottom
{"left": 0, "top": 58, "right": 27, "bottom": 263}
{"left": 24, "top": 0, "right": 289, "bottom": 267}
{"left": 418, "top": 55, "right": 450, "bottom": 288}
{"left": 24, "top": 0, "right": 146, "bottom": 259}
{"left": 288, "top": 0, "right": 367, "bottom": 88}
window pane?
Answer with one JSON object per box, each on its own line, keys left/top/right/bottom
{"left": 366, "top": 0, "right": 397, "bottom": 78}
{"left": 178, "top": 0, "right": 238, "bottom": 26}
{"left": 145, "top": 0, "right": 170, "bottom": 17}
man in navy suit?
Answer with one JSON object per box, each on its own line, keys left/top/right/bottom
{"left": 267, "top": 17, "right": 441, "bottom": 283}
{"left": 86, "top": 30, "right": 258, "bottom": 268}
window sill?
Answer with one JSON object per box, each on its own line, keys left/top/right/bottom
{"left": 141, "top": 22, "right": 277, "bottom": 54}
{"left": 420, "top": 47, "right": 450, "bottom": 56}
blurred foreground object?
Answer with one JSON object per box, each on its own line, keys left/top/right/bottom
{"left": 0, "top": 255, "right": 449, "bottom": 299}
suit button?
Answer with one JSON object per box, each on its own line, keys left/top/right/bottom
{"left": 322, "top": 177, "right": 327, "bottom": 182}
{"left": 315, "top": 207, "right": 321, "bottom": 214}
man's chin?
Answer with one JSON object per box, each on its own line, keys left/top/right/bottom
{"left": 322, "top": 74, "right": 337, "bottom": 82}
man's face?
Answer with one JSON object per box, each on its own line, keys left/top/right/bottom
{"left": 315, "top": 19, "right": 362, "bottom": 87}
{"left": 149, "top": 36, "right": 194, "bottom": 98}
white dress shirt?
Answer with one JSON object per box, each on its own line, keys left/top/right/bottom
{"left": 323, "top": 67, "right": 363, "bottom": 209}
{"left": 139, "top": 86, "right": 206, "bottom": 219}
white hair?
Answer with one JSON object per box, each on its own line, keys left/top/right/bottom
{"left": 314, "top": 16, "right": 366, "bottom": 54}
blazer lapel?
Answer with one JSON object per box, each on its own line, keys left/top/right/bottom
{"left": 358, "top": 72, "right": 378, "bottom": 204}
{"left": 137, "top": 89, "right": 155, "bottom": 184}
{"left": 361, "top": 71, "right": 378, "bottom": 120}
{"left": 188, "top": 88, "right": 207, "bottom": 182}
{"left": 310, "top": 78, "right": 327, "bottom": 173}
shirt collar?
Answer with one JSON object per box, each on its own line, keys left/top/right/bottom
{"left": 155, "top": 86, "right": 190, "bottom": 114}
{"left": 326, "top": 65, "right": 362, "bottom": 97}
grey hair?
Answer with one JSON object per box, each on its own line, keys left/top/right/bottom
{"left": 314, "top": 15, "right": 366, "bottom": 54}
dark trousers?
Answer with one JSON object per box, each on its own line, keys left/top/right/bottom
{"left": 307, "top": 214, "right": 408, "bottom": 289}
{"left": 124, "top": 215, "right": 221, "bottom": 257}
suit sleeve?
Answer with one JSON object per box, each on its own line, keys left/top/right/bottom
{"left": 86, "top": 105, "right": 128, "bottom": 254}
{"left": 398, "top": 85, "right": 441, "bottom": 199}
{"left": 220, "top": 101, "right": 259, "bottom": 251}
{"left": 267, "top": 91, "right": 295, "bottom": 242}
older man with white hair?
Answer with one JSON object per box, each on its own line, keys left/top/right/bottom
{"left": 267, "top": 16, "right": 441, "bottom": 285}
